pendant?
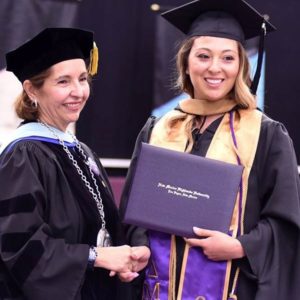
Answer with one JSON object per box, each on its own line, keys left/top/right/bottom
{"left": 86, "top": 157, "right": 100, "bottom": 175}
{"left": 97, "top": 228, "right": 112, "bottom": 247}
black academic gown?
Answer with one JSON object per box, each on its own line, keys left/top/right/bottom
{"left": 0, "top": 138, "right": 133, "bottom": 300}
{"left": 120, "top": 111, "right": 300, "bottom": 300}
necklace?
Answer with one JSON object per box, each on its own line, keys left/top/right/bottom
{"left": 39, "top": 121, "right": 112, "bottom": 247}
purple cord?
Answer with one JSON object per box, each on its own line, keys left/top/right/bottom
{"left": 229, "top": 111, "right": 243, "bottom": 237}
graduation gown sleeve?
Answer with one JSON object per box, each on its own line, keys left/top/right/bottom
{"left": 0, "top": 141, "right": 89, "bottom": 300}
{"left": 236, "top": 118, "right": 300, "bottom": 299}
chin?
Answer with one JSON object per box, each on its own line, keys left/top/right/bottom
{"left": 205, "top": 96, "right": 225, "bottom": 102}
{"left": 205, "top": 92, "right": 228, "bottom": 101}
{"left": 69, "top": 112, "right": 81, "bottom": 122}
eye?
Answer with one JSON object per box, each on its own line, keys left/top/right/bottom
{"left": 223, "top": 55, "right": 235, "bottom": 62}
{"left": 80, "top": 76, "right": 88, "bottom": 82}
{"left": 57, "top": 78, "right": 69, "bottom": 85}
{"left": 197, "top": 53, "right": 210, "bottom": 59}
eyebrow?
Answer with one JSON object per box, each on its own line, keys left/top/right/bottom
{"left": 194, "top": 47, "right": 238, "bottom": 54}
{"left": 54, "top": 72, "right": 88, "bottom": 81}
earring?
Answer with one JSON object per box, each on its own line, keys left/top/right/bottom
{"left": 32, "top": 99, "right": 38, "bottom": 108}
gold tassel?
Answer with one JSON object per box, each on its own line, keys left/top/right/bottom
{"left": 88, "top": 41, "right": 99, "bottom": 76}
{"left": 168, "top": 235, "right": 177, "bottom": 300}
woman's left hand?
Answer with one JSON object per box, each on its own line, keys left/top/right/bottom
{"left": 130, "top": 246, "right": 151, "bottom": 272}
{"left": 112, "top": 271, "right": 140, "bottom": 282}
{"left": 184, "top": 227, "right": 245, "bottom": 261}
{"left": 109, "top": 246, "right": 151, "bottom": 282}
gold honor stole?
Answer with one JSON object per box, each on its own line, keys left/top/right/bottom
{"left": 148, "top": 103, "right": 262, "bottom": 300}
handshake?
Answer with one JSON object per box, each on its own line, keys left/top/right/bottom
{"left": 93, "top": 245, "right": 151, "bottom": 282}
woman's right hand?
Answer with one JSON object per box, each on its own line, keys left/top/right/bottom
{"left": 113, "top": 246, "right": 151, "bottom": 282}
{"left": 185, "top": 227, "right": 245, "bottom": 261}
{"left": 94, "top": 245, "right": 133, "bottom": 273}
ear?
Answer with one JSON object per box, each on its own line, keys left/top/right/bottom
{"left": 23, "top": 80, "right": 37, "bottom": 100}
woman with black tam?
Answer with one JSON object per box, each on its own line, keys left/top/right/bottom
{"left": 0, "top": 28, "right": 150, "bottom": 300}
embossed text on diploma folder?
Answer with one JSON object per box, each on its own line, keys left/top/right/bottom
{"left": 124, "top": 143, "right": 243, "bottom": 237}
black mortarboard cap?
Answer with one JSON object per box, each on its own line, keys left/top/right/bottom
{"left": 162, "top": 0, "right": 276, "bottom": 94}
{"left": 161, "top": 0, "right": 275, "bottom": 43}
{"left": 6, "top": 27, "right": 98, "bottom": 82}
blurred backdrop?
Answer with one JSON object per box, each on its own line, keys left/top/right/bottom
{"left": 1, "top": 0, "right": 299, "bottom": 181}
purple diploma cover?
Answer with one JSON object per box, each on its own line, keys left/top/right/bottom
{"left": 123, "top": 143, "right": 243, "bottom": 237}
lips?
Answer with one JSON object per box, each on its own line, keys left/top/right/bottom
{"left": 205, "top": 78, "right": 223, "bottom": 84}
{"left": 64, "top": 102, "right": 82, "bottom": 110}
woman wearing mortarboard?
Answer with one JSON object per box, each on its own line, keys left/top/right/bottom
{"left": 0, "top": 28, "right": 150, "bottom": 299}
{"left": 119, "top": 0, "right": 300, "bottom": 299}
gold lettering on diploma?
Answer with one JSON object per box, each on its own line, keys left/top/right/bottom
{"left": 157, "top": 182, "right": 210, "bottom": 200}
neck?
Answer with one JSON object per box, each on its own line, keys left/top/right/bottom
{"left": 38, "top": 117, "right": 67, "bottom": 133}
{"left": 179, "top": 98, "right": 237, "bottom": 117}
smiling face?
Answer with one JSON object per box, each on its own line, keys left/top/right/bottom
{"left": 24, "top": 58, "right": 90, "bottom": 131}
{"left": 186, "top": 36, "right": 240, "bottom": 101}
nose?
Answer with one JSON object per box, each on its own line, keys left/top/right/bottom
{"left": 208, "top": 58, "right": 221, "bottom": 73}
{"left": 71, "top": 81, "right": 84, "bottom": 98}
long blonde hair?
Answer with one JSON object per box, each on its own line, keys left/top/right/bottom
{"left": 175, "top": 36, "right": 256, "bottom": 109}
